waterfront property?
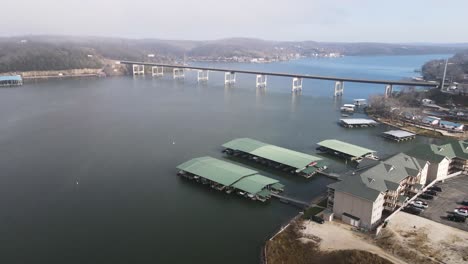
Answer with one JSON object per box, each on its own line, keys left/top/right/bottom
{"left": 405, "top": 140, "right": 468, "bottom": 182}
{"left": 382, "top": 130, "right": 416, "bottom": 142}
{"left": 327, "top": 153, "right": 429, "bottom": 230}
{"left": 439, "top": 120, "right": 464, "bottom": 131}
{"left": 0, "top": 75, "right": 23, "bottom": 87}
{"left": 316, "top": 139, "right": 378, "bottom": 162}
{"left": 340, "top": 104, "right": 355, "bottom": 113}
{"left": 222, "top": 138, "right": 327, "bottom": 178}
{"left": 339, "top": 118, "right": 378, "bottom": 128}
{"left": 421, "top": 116, "right": 440, "bottom": 126}
{"left": 176, "top": 156, "right": 284, "bottom": 202}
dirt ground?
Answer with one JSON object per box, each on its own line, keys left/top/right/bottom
{"left": 383, "top": 212, "right": 468, "bottom": 264}
{"left": 301, "top": 220, "right": 407, "bottom": 264}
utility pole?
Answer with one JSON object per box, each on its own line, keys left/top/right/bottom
{"left": 441, "top": 58, "right": 448, "bottom": 91}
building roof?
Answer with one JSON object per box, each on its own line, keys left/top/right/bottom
{"left": 232, "top": 174, "right": 278, "bottom": 194}
{"left": 177, "top": 156, "right": 258, "bottom": 186}
{"left": 340, "top": 118, "right": 378, "bottom": 125}
{"left": 405, "top": 140, "right": 468, "bottom": 163}
{"left": 328, "top": 153, "right": 426, "bottom": 201}
{"left": 317, "top": 139, "right": 375, "bottom": 157}
{"left": 383, "top": 130, "right": 415, "bottom": 138}
{"left": 0, "top": 75, "right": 22, "bottom": 81}
{"left": 439, "top": 120, "right": 464, "bottom": 127}
{"left": 222, "top": 138, "right": 322, "bottom": 169}
{"left": 177, "top": 156, "right": 281, "bottom": 194}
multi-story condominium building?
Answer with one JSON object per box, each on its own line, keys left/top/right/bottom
{"left": 327, "top": 153, "right": 428, "bottom": 230}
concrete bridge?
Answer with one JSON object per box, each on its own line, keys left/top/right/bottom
{"left": 118, "top": 60, "right": 439, "bottom": 97}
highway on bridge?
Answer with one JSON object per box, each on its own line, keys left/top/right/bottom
{"left": 118, "top": 60, "right": 439, "bottom": 87}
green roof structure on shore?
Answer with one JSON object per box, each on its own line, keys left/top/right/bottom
{"left": 177, "top": 156, "right": 281, "bottom": 195}
{"left": 317, "top": 139, "right": 375, "bottom": 158}
{"left": 222, "top": 138, "right": 322, "bottom": 169}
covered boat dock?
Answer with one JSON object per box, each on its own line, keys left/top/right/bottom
{"left": 176, "top": 156, "right": 284, "bottom": 202}
{"left": 339, "top": 118, "right": 378, "bottom": 128}
{"left": 316, "top": 139, "right": 378, "bottom": 162}
{"left": 222, "top": 138, "right": 327, "bottom": 178}
{"left": 382, "top": 130, "right": 416, "bottom": 142}
{"left": 0, "top": 75, "right": 23, "bottom": 87}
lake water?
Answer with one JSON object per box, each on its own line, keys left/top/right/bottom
{"left": 0, "top": 54, "right": 450, "bottom": 263}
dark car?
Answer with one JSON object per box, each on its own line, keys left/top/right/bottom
{"left": 403, "top": 206, "right": 421, "bottom": 215}
{"left": 447, "top": 213, "right": 466, "bottom": 223}
{"left": 424, "top": 190, "right": 438, "bottom": 196}
{"left": 428, "top": 186, "right": 442, "bottom": 192}
{"left": 461, "top": 200, "right": 468, "bottom": 206}
{"left": 419, "top": 194, "right": 434, "bottom": 200}
{"left": 311, "top": 215, "right": 325, "bottom": 224}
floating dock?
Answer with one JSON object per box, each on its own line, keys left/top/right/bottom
{"left": 316, "top": 139, "right": 378, "bottom": 162}
{"left": 176, "top": 156, "right": 284, "bottom": 202}
{"left": 0, "top": 75, "right": 23, "bottom": 87}
{"left": 339, "top": 118, "right": 378, "bottom": 128}
{"left": 222, "top": 138, "right": 327, "bottom": 178}
{"left": 382, "top": 130, "right": 416, "bottom": 142}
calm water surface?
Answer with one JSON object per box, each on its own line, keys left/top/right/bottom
{"left": 0, "top": 54, "right": 449, "bottom": 263}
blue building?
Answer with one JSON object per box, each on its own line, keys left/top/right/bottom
{"left": 0, "top": 75, "right": 23, "bottom": 87}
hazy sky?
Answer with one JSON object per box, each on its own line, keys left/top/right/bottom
{"left": 2, "top": 0, "right": 467, "bottom": 42}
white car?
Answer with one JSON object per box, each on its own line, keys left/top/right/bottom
{"left": 410, "top": 200, "right": 428, "bottom": 209}
{"left": 454, "top": 209, "right": 468, "bottom": 217}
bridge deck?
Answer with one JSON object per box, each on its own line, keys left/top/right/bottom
{"left": 119, "top": 60, "right": 438, "bottom": 87}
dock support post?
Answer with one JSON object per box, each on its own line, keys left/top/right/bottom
{"left": 385, "top": 84, "right": 393, "bottom": 98}
{"left": 197, "top": 70, "right": 209, "bottom": 82}
{"left": 133, "top": 64, "right": 145, "bottom": 76}
{"left": 256, "top": 74, "right": 267, "bottom": 88}
{"left": 225, "top": 72, "right": 236, "bottom": 85}
{"left": 173, "top": 68, "right": 185, "bottom": 79}
{"left": 334, "top": 81, "right": 344, "bottom": 96}
{"left": 292, "top": 77, "right": 302, "bottom": 92}
{"left": 152, "top": 66, "right": 164, "bottom": 77}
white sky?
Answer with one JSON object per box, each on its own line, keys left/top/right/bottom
{"left": 1, "top": 0, "right": 467, "bottom": 42}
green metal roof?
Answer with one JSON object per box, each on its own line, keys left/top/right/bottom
{"left": 232, "top": 174, "right": 278, "bottom": 194}
{"left": 176, "top": 156, "right": 258, "bottom": 186}
{"left": 177, "top": 156, "right": 283, "bottom": 195}
{"left": 222, "top": 138, "right": 322, "bottom": 169}
{"left": 317, "top": 139, "right": 375, "bottom": 157}
{"left": 405, "top": 140, "right": 468, "bottom": 163}
{"left": 257, "top": 189, "right": 272, "bottom": 198}
{"left": 271, "top": 182, "right": 285, "bottom": 191}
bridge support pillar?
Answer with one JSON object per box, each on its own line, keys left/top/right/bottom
{"left": 385, "top": 85, "right": 393, "bottom": 98}
{"left": 133, "top": 64, "right": 145, "bottom": 76}
{"left": 197, "top": 70, "right": 209, "bottom": 82}
{"left": 152, "top": 66, "right": 164, "bottom": 77}
{"left": 225, "top": 72, "right": 236, "bottom": 85}
{"left": 256, "top": 74, "right": 267, "bottom": 88}
{"left": 334, "top": 81, "right": 344, "bottom": 96}
{"left": 292, "top": 77, "right": 302, "bottom": 92}
{"left": 173, "top": 68, "right": 185, "bottom": 79}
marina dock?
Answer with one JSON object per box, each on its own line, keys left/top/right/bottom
{"left": 382, "top": 130, "right": 416, "bottom": 142}
{"left": 316, "top": 139, "right": 378, "bottom": 162}
{"left": 0, "top": 75, "right": 23, "bottom": 87}
{"left": 177, "top": 156, "right": 284, "bottom": 202}
{"left": 339, "top": 118, "right": 378, "bottom": 128}
{"left": 222, "top": 138, "right": 328, "bottom": 178}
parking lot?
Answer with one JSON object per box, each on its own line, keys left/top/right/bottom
{"left": 419, "top": 175, "right": 468, "bottom": 231}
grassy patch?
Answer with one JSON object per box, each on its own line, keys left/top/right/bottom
{"left": 265, "top": 220, "right": 393, "bottom": 264}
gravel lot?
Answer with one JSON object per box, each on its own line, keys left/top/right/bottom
{"left": 419, "top": 175, "right": 468, "bottom": 231}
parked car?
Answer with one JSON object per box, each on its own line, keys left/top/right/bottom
{"left": 447, "top": 213, "right": 466, "bottom": 223}
{"left": 457, "top": 206, "right": 468, "bottom": 211}
{"left": 424, "top": 190, "right": 438, "bottom": 196}
{"left": 403, "top": 206, "right": 421, "bottom": 215}
{"left": 311, "top": 215, "right": 325, "bottom": 224}
{"left": 410, "top": 200, "right": 428, "bottom": 209}
{"left": 428, "top": 186, "right": 442, "bottom": 192}
{"left": 461, "top": 200, "right": 468, "bottom": 206}
{"left": 454, "top": 208, "right": 468, "bottom": 217}
{"left": 419, "top": 194, "right": 434, "bottom": 200}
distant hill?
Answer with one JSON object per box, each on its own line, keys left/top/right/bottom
{"left": 422, "top": 49, "right": 468, "bottom": 82}
{"left": 1, "top": 35, "right": 468, "bottom": 73}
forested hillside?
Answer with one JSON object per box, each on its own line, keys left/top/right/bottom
{"left": 422, "top": 49, "right": 468, "bottom": 82}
